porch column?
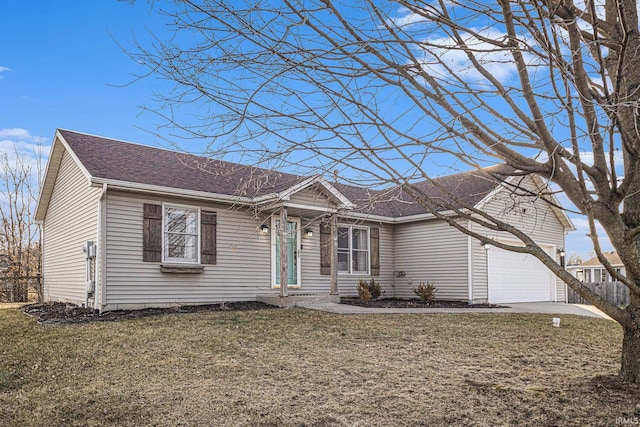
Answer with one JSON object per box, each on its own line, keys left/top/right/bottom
{"left": 279, "top": 207, "right": 288, "bottom": 298}
{"left": 330, "top": 214, "right": 338, "bottom": 295}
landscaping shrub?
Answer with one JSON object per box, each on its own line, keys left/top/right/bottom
{"left": 357, "top": 279, "right": 371, "bottom": 303}
{"left": 413, "top": 282, "right": 436, "bottom": 303}
{"left": 368, "top": 279, "right": 381, "bottom": 300}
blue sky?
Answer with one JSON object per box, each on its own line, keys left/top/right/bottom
{"left": 0, "top": 1, "right": 605, "bottom": 260}
{"left": 0, "top": 1, "right": 169, "bottom": 144}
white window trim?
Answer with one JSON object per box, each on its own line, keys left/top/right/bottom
{"left": 162, "top": 203, "right": 201, "bottom": 264}
{"left": 337, "top": 224, "right": 370, "bottom": 275}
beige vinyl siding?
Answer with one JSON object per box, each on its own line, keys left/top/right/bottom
{"left": 473, "top": 176, "right": 567, "bottom": 302}
{"left": 288, "top": 188, "right": 333, "bottom": 209}
{"left": 297, "top": 221, "right": 395, "bottom": 297}
{"left": 104, "top": 191, "right": 273, "bottom": 310}
{"left": 42, "top": 150, "right": 101, "bottom": 304}
{"left": 470, "top": 227, "right": 489, "bottom": 301}
{"left": 393, "top": 219, "right": 469, "bottom": 300}
{"left": 105, "top": 192, "right": 394, "bottom": 308}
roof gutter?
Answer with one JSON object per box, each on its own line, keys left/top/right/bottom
{"left": 91, "top": 177, "right": 358, "bottom": 214}
{"left": 343, "top": 209, "right": 464, "bottom": 224}
{"left": 90, "top": 178, "right": 256, "bottom": 206}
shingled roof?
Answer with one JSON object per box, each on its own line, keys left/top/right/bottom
{"left": 578, "top": 251, "right": 623, "bottom": 267}
{"left": 333, "top": 165, "right": 514, "bottom": 218}
{"left": 42, "top": 129, "right": 518, "bottom": 219}
{"left": 59, "top": 129, "right": 306, "bottom": 199}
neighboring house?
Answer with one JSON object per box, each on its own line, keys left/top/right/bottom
{"left": 35, "top": 129, "right": 574, "bottom": 311}
{"left": 567, "top": 251, "right": 625, "bottom": 282}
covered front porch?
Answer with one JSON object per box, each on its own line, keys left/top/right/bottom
{"left": 258, "top": 203, "right": 342, "bottom": 300}
{"left": 252, "top": 174, "right": 385, "bottom": 304}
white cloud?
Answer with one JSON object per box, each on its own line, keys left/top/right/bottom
{"left": 389, "top": 1, "right": 462, "bottom": 28}
{"left": 0, "top": 128, "right": 47, "bottom": 145}
{"left": 388, "top": 4, "right": 541, "bottom": 84}
{"left": 0, "top": 139, "right": 47, "bottom": 158}
{"left": 390, "top": 6, "right": 430, "bottom": 28}
{"left": 578, "top": 150, "right": 624, "bottom": 167}
{"left": 0, "top": 128, "right": 31, "bottom": 139}
{"left": 414, "top": 28, "right": 540, "bottom": 83}
{"left": 0, "top": 66, "right": 8, "bottom": 79}
{"left": 0, "top": 129, "right": 50, "bottom": 176}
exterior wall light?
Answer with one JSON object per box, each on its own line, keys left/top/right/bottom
{"left": 260, "top": 224, "right": 269, "bottom": 234}
{"left": 305, "top": 228, "right": 313, "bottom": 237}
{"left": 482, "top": 241, "right": 491, "bottom": 250}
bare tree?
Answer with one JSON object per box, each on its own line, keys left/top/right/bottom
{"left": 131, "top": 1, "right": 640, "bottom": 382}
{"left": 0, "top": 147, "right": 42, "bottom": 302}
{"left": 567, "top": 253, "right": 584, "bottom": 266}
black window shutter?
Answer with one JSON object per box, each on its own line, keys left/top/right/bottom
{"left": 143, "top": 204, "right": 162, "bottom": 262}
{"left": 320, "top": 222, "right": 331, "bottom": 275}
{"left": 201, "top": 211, "right": 217, "bottom": 265}
{"left": 370, "top": 227, "right": 380, "bottom": 276}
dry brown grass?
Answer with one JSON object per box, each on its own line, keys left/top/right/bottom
{"left": 0, "top": 304, "right": 636, "bottom": 426}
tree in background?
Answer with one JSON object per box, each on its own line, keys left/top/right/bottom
{"left": 567, "top": 253, "right": 584, "bottom": 267}
{"left": 0, "top": 146, "right": 42, "bottom": 302}
{"left": 131, "top": 1, "right": 640, "bottom": 382}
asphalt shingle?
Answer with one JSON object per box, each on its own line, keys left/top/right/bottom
{"left": 59, "top": 129, "right": 508, "bottom": 218}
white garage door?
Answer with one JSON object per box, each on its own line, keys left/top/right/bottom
{"left": 488, "top": 247, "right": 554, "bottom": 303}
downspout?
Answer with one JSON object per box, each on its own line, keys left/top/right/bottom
{"left": 95, "top": 183, "right": 107, "bottom": 312}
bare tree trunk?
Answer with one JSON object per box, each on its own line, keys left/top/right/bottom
{"left": 279, "top": 207, "right": 288, "bottom": 298}
{"left": 330, "top": 214, "right": 338, "bottom": 296}
{"left": 621, "top": 293, "right": 640, "bottom": 382}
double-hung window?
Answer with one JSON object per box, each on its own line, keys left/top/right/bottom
{"left": 163, "top": 205, "right": 199, "bottom": 263}
{"left": 337, "top": 225, "right": 369, "bottom": 274}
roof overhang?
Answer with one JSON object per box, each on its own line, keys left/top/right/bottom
{"left": 254, "top": 174, "right": 355, "bottom": 210}
{"left": 91, "top": 177, "right": 256, "bottom": 206}
{"left": 34, "top": 129, "right": 93, "bottom": 223}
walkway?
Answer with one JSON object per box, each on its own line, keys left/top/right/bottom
{"left": 297, "top": 301, "right": 613, "bottom": 319}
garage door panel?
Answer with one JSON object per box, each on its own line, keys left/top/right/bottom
{"left": 488, "top": 247, "right": 553, "bottom": 303}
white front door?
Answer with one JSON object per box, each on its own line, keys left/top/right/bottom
{"left": 272, "top": 217, "right": 301, "bottom": 287}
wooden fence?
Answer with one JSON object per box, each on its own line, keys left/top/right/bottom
{"left": 567, "top": 281, "right": 629, "bottom": 306}
{"left": 0, "top": 275, "right": 42, "bottom": 303}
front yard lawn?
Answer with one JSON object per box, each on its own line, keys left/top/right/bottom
{"left": 0, "top": 304, "right": 635, "bottom": 426}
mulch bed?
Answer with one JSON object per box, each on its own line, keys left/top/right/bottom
{"left": 23, "top": 301, "right": 275, "bottom": 324}
{"left": 340, "top": 297, "right": 505, "bottom": 309}
{"left": 23, "top": 298, "right": 504, "bottom": 324}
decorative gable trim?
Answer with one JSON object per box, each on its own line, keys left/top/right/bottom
{"left": 474, "top": 174, "right": 575, "bottom": 232}
{"left": 254, "top": 174, "right": 355, "bottom": 210}
{"left": 473, "top": 175, "right": 515, "bottom": 212}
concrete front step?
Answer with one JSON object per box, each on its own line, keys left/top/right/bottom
{"left": 257, "top": 294, "right": 340, "bottom": 308}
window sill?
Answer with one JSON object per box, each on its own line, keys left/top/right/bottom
{"left": 160, "top": 264, "right": 205, "bottom": 274}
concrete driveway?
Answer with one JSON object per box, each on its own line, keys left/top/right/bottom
{"left": 298, "top": 301, "right": 613, "bottom": 319}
